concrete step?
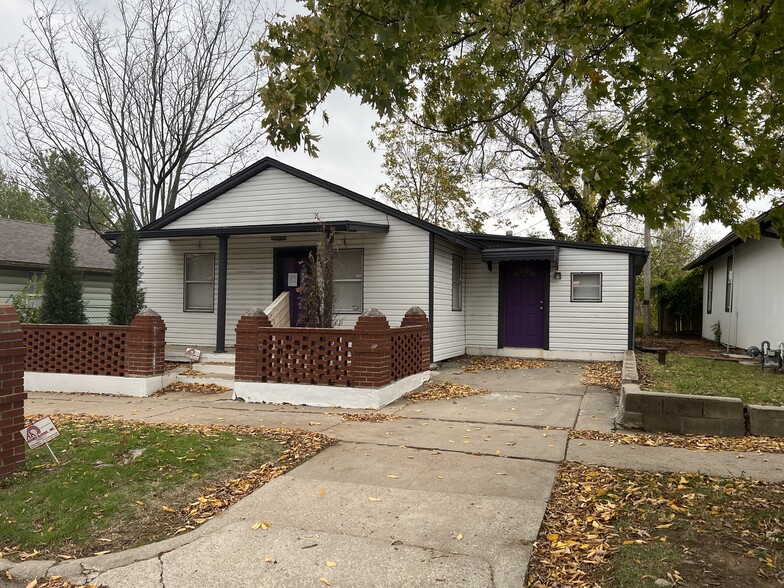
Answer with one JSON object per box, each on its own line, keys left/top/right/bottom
{"left": 176, "top": 373, "right": 235, "bottom": 390}
{"left": 194, "top": 363, "right": 234, "bottom": 375}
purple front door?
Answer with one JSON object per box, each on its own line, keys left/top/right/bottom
{"left": 503, "top": 260, "right": 547, "bottom": 348}
{"left": 276, "top": 250, "right": 313, "bottom": 326}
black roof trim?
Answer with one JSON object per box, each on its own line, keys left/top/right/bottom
{"left": 105, "top": 221, "right": 389, "bottom": 241}
{"left": 481, "top": 246, "right": 558, "bottom": 263}
{"left": 143, "top": 157, "right": 480, "bottom": 251}
{"left": 684, "top": 210, "right": 777, "bottom": 270}
{"left": 465, "top": 233, "right": 648, "bottom": 274}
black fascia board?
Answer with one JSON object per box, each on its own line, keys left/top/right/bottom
{"left": 465, "top": 233, "right": 648, "bottom": 275}
{"left": 104, "top": 221, "right": 390, "bottom": 241}
{"left": 683, "top": 212, "right": 778, "bottom": 270}
{"left": 140, "top": 157, "right": 480, "bottom": 251}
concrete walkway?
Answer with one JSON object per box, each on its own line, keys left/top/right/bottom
{"left": 8, "top": 362, "right": 784, "bottom": 587}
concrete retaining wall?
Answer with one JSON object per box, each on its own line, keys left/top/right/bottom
{"left": 617, "top": 351, "right": 784, "bottom": 438}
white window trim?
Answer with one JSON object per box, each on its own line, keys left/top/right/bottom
{"left": 183, "top": 253, "right": 215, "bottom": 313}
{"left": 452, "top": 254, "right": 464, "bottom": 311}
{"left": 570, "top": 272, "right": 603, "bottom": 303}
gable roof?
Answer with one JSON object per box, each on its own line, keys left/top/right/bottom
{"left": 141, "top": 157, "right": 480, "bottom": 250}
{"left": 684, "top": 210, "right": 779, "bottom": 270}
{"left": 0, "top": 217, "right": 114, "bottom": 273}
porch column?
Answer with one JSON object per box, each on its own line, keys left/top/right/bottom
{"left": 216, "top": 234, "right": 229, "bottom": 353}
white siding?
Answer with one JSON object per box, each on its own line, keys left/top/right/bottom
{"left": 700, "top": 237, "right": 784, "bottom": 350}
{"left": 140, "top": 219, "right": 430, "bottom": 347}
{"left": 166, "top": 168, "right": 390, "bottom": 229}
{"left": 549, "top": 249, "right": 630, "bottom": 352}
{"left": 432, "top": 237, "right": 466, "bottom": 361}
{"left": 465, "top": 251, "right": 499, "bottom": 348}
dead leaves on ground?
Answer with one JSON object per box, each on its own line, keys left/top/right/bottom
{"left": 571, "top": 429, "right": 784, "bottom": 454}
{"left": 329, "top": 412, "right": 401, "bottom": 422}
{"left": 464, "top": 355, "right": 549, "bottom": 372}
{"left": 404, "top": 381, "right": 490, "bottom": 403}
{"left": 9, "top": 577, "right": 102, "bottom": 588}
{"left": 527, "top": 462, "right": 784, "bottom": 587}
{"left": 580, "top": 362, "right": 622, "bottom": 390}
{"left": 154, "top": 381, "right": 231, "bottom": 395}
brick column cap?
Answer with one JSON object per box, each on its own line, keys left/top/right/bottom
{"left": 135, "top": 307, "right": 161, "bottom": 318}
{"left": 243, "top": 307, "right": 269, "bottom": 318}
{"left": 404, "top": 306, "right": 427, "bottom": 317}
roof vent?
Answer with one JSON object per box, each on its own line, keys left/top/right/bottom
{"left": 505, "top": 230, "right": 513, "bottom": 236}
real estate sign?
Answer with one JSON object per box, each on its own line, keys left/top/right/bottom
{"left": 20, "top": 416, "right": 60, "bottom": 450}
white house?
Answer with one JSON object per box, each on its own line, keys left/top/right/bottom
{"left": 108, "top": 158, "right": 647, "bottom": 362}
{"left": 685, "top": 209, "right": 783, "bottom": 350}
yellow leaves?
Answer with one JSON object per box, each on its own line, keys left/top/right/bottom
{"left": 570, "top": 428, "right": 784, "bottom": 454}
{"left": 162, "top": 506, "right": 176, "bottom": 513}
{"left": 465, "top": 356, "right": 549, "bottom": 372}
{"left": 325, "top": 560, "right": 337, "bottom": 567}
{"left": 368, "top": 497, "right": 382, "bottom": 502}
{"left": 319, "top": 578, "right": 331, "bottom": 586}
{"left": 547, "top": 533, "right": 560, "bottom": 542}
{"left": 252, "top": 521, "right": 271, "bottom": 530}
{"left": 319, "top": 487, "right": 325, "bottom": 497}
{"left": 656, "top": 523, "right": 673, "bottom": 529}
{"left": 580, "top": 362, "right": 622, "bottom": 390}
{"left": 386, "top": 474, "right": 399, "bottom": 479}
{"left": 264, "top": 555, "right": 274, "bottom": 563}
{"left": 456, "top": 533, "right": 463, "bottom": 540}
{"left": 404, "top": 382, "right": 490, "bottom": 402}
{"left": 25, "top": 580, "right": 37, "bottom": 588}
{"left": 94, "top": 550, "right": 111, "bottom": 556}
{"left": 329, "top": 412, "right": 401, "bottom": 422}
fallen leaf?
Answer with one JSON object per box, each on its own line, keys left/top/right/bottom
{"left": 319, "top": 487, "right": 325, "bottom": 497}
{"left": 368, "top": 497, "right": 382, "bottom": 502}
{"left": 387, "top": 475, "right": 399, "bottom": 479}
{"left": 162, "top": 506, "right": 176, "bottom": 513}
{"left": 320, "top": 578, "right": 331, "bottom": 586}
{"left": 456, "top": 533, "right": 463, "bottom": 540}
{"left": 325, "top": 561, "right": 337, "bottom": 567}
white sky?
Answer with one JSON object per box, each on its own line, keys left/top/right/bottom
{"left": 0, "top": 0, "right": 772, "bottom": 246}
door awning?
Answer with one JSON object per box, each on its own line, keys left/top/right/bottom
{"left": 480, "top": 246, "right": 558, "bottom": 263}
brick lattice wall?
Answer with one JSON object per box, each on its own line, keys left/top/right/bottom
{"left": 0, "top": 305, "right": 26, "bottom": 479}
{"left": 24, "top": 326, "right": 129, "bottom": 376}
{"left": 236, "top": 306, "right": 431, "bottom": 389}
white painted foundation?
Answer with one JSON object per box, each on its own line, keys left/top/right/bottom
{"left": 234, "top": 371, "right": 431, "bottom": 409}
{"left": 465, "top": 346, "right": 625, "bottom": 362}
{"left": 25, "top": 371, "right": 179, "bottom": 397}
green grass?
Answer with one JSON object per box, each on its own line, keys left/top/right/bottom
{"left": 0, "top": 418, "right": 282, "bottom": 557}
{"left": 603, "top": 542, "right": 684, "bottom": 588}
{"left": 640, "top": 353, "right": 784, "bottom": 406}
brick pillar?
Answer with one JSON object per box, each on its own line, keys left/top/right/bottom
{"left": 0, "top": 304, "right": 26, "bottom": 479}
{"left": 401, "top": 306, "right": 431, "bottom": 372}
{"left": 126, "top": 308, "right": 166, "bottom": 377}
{"left": 352, "top": 308, "right": 392, "bottom": 388}
{"left": 235, "top": 308, "right": 272, "bottom": 382}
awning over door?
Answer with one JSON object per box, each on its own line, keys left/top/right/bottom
{"left": 480, "top": 246, "right": 559, "bottom": 263}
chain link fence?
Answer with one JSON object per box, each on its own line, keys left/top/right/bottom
{"left": 84, "top": 305, "right": 111, "bottom": 325}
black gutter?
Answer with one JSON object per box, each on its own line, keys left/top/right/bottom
{"left": 628, "top": 254, "right": 636, "bottom": 350}
{"left": 215, "top": 235, "right": 229, "bottom": 353}
{"left": 104, "top": 221, "right": 389, "bottom": 241}
{"left": 428, "top": 233, "right": 435, "bottom": 363}
{"left": 684, "top": 212, "right": 778, "bottom": 270}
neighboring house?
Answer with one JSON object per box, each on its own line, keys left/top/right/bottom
{"left": 108, "top": 158, "right": 647, "bottom": 361}
{"left": 0, "top": 218, "right": 114, "bottom": 324}
{"left": 685, "top": 209, "right": 783, "bottom": 350}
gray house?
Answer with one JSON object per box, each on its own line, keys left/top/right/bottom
{"left": 0, "top": 218, "right": 114, "bottom": 323}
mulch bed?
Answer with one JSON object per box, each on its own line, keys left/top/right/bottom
{"left": 580, "top": 362, "right": 622, "bottom": 390}
{"left": 464, "top": 355, "right": 549, "bottom": 372}
{"left": 153, "top": 382, "right": 231, "bottom": 395}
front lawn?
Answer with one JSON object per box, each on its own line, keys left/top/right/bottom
{"left": 527, "top": 463, "right": 784, "bottom": 587}
{"left": 639, "top": 353, "right": 784, "bottom": 406}
{"left": 0, "top": 413, "right": 331, "bottom": 560}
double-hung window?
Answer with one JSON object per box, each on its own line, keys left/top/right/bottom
{"left": 452, "top": 255, "right": 464, "bottom": 311}
{"left": 184, "top": 253, "right": 215, "bottom": 312}
{"left": 334, "top": 249, "right": 363, "bottom": 313}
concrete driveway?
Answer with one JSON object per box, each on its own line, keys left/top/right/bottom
{"left": 16, "top": 362, "right": 612, "bottom": 587}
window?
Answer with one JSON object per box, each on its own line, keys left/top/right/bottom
{"left": 706, "top": 266, "right": 714, "bottom": 314}
{"left": 571, "top": 272, "right": 602, "bottom": 302}
{"left": 184, "top": 253, "right": 214, "bottom": 312}
{"left": 334, "top": 249, "right": 363, "bottom": 312}
{"left": 452, "top": 255, "right": 464, "bottom": 311}
{"left": 725, "top": 255, "right": 733, "bottom": 312}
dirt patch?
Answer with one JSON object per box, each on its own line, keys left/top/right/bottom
{"left": 153, "top": 381, "right": 231, "bottom": 395}
{"left": 636, "top": 336, "right": 737, "bottom": 359}
{"left": 571, "top": 429, "right": 784, "bottom": 454}
{"left": 464, "top": 355, "right": 549, "bottom": 372}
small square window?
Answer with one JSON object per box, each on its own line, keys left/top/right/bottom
{"left": 571, "top": 272, "right": 602, "bottom": 302}
{"left": 184, "top": 253, "right": 214, "bottom": 312}
{"left": 452, "top": 255, "right": 464, "bottom": 311}
{"left": 334, "top": 249, "right": 363, "bottom": 313}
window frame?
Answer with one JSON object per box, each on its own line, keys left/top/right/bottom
{"left": 333, "top": 248, "right": 364, "bottom": 314}
{"left": 724, "top": 255, "right": 733, "bottom": 313}
{"left": 706, "top": 266, "right": 714, "bottom": 314}
{"left": 452, "top": 254, "right": 464, "bottom": 311}
{"left": 183, "top": 253, "right": 215, "bottom": 313}
{"left": 570, "top": 272, "right": 603, "bottom": 303}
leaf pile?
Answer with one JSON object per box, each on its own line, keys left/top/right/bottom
{"left": 571, "top": 429, "right": 784, "bottom": 454}
{"left": 528, "top": 462, "right": 784, "bottom": 587}
{"left": 154, "top": 381, "right": 231, "bottom": 395}
{"left": 580, "top": 362, "right": 622, "bottom": 390}
{"left": 3, "top": 577, "right": 101, "bottom": 588}
{"left": 329, "top": 413, "right": 401, "bottom": 422}
{"left": 404, "top": 381, "right": 490, "bottom": 403}
{"left": 464, "top": 356, "right": 549, "bottom": 372}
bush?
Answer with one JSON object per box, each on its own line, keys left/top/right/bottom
{"left": 41, "top": 208, "right": 86, "bottom": 324}
{"left": 109, "top": 214, "right": 145, "bottom": 325}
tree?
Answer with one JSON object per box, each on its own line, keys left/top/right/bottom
{"left": 298, "top": 225, "right": 336, "bottom": 328}
{"left": 109, "top": 215, "right": 145, "bottom": 325}
{"left": 0, "top": 168, "right": 52, "bottom": 224}
{"left": 32, "top": 151, "right": 114, "bottom": 231}
{"left": 41, "top": 208, "right": 86, "bottom": 324}
{"left": 2, "top": 0, "right": 270, "bottom": 227}
{"left": 370, "top": 118, "right": 487, "bottom": 232}
{"left": 256, "top": 1, "right": 784, "bottom": 241}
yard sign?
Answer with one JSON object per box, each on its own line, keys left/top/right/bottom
{"left": 20, "top": 416, "right": 61, "bottom": 464}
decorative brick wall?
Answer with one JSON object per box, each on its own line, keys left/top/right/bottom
{"left": 0, "top": 304, "right": 26, "bottom": 479}
{"left": 235, "top": 306, "right": 430, "bottom": 389}
{"left": 23, "top": 308, "right": 166, "bottom": 378}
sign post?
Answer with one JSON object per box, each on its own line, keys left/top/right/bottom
{"left": 20, "top": 416, "right": 61, "bottom": 465}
